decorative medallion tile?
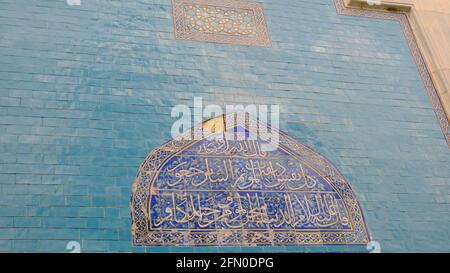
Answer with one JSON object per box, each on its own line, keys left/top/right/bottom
{"left": 172, "top": 0, "right": 271, "bottom": 47}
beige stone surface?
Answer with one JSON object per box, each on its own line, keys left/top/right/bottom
{"left": 346, "top": 0, "right": 450, "bottom": 119}
{"left": 408, "top": 0, "right": 450, "bottom": 118}
{"left": 346, "top": 0, "right": 413, "bottom": 11}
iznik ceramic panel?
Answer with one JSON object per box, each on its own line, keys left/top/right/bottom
{"left": 172, "top": 0, "right": 271, "bottom": 47}
{"left": 131, "top": 114, "right": 370, "bottom": 246}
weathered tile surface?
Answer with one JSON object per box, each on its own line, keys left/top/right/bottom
{"left": 0, "top": 0, "right": 449, "bottom": 252}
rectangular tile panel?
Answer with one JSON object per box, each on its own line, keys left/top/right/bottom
{"left": 172, "top": 0, "right": 271, "bottom": 47}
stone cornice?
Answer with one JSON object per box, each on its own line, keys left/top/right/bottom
{"left": 344, "top": 0, "right": 413, "bottom": 11}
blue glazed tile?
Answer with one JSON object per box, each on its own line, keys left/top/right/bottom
{"left": 0, "top": 0, "right": 448, "bottom": 253}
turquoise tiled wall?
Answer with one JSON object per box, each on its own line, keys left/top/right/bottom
{"left": 0, "top": 0, "right": 449, "bottom": 252}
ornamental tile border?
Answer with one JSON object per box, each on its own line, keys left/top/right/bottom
{"left": 334, "top": 0, "right": 450, "bottom": 147}
{"left": 171, "top": 0, "right": 271, "bottom": 47}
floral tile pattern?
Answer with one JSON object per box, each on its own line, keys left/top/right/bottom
{"left": 172, "top": 0, "right": 271, "bottom": 47}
